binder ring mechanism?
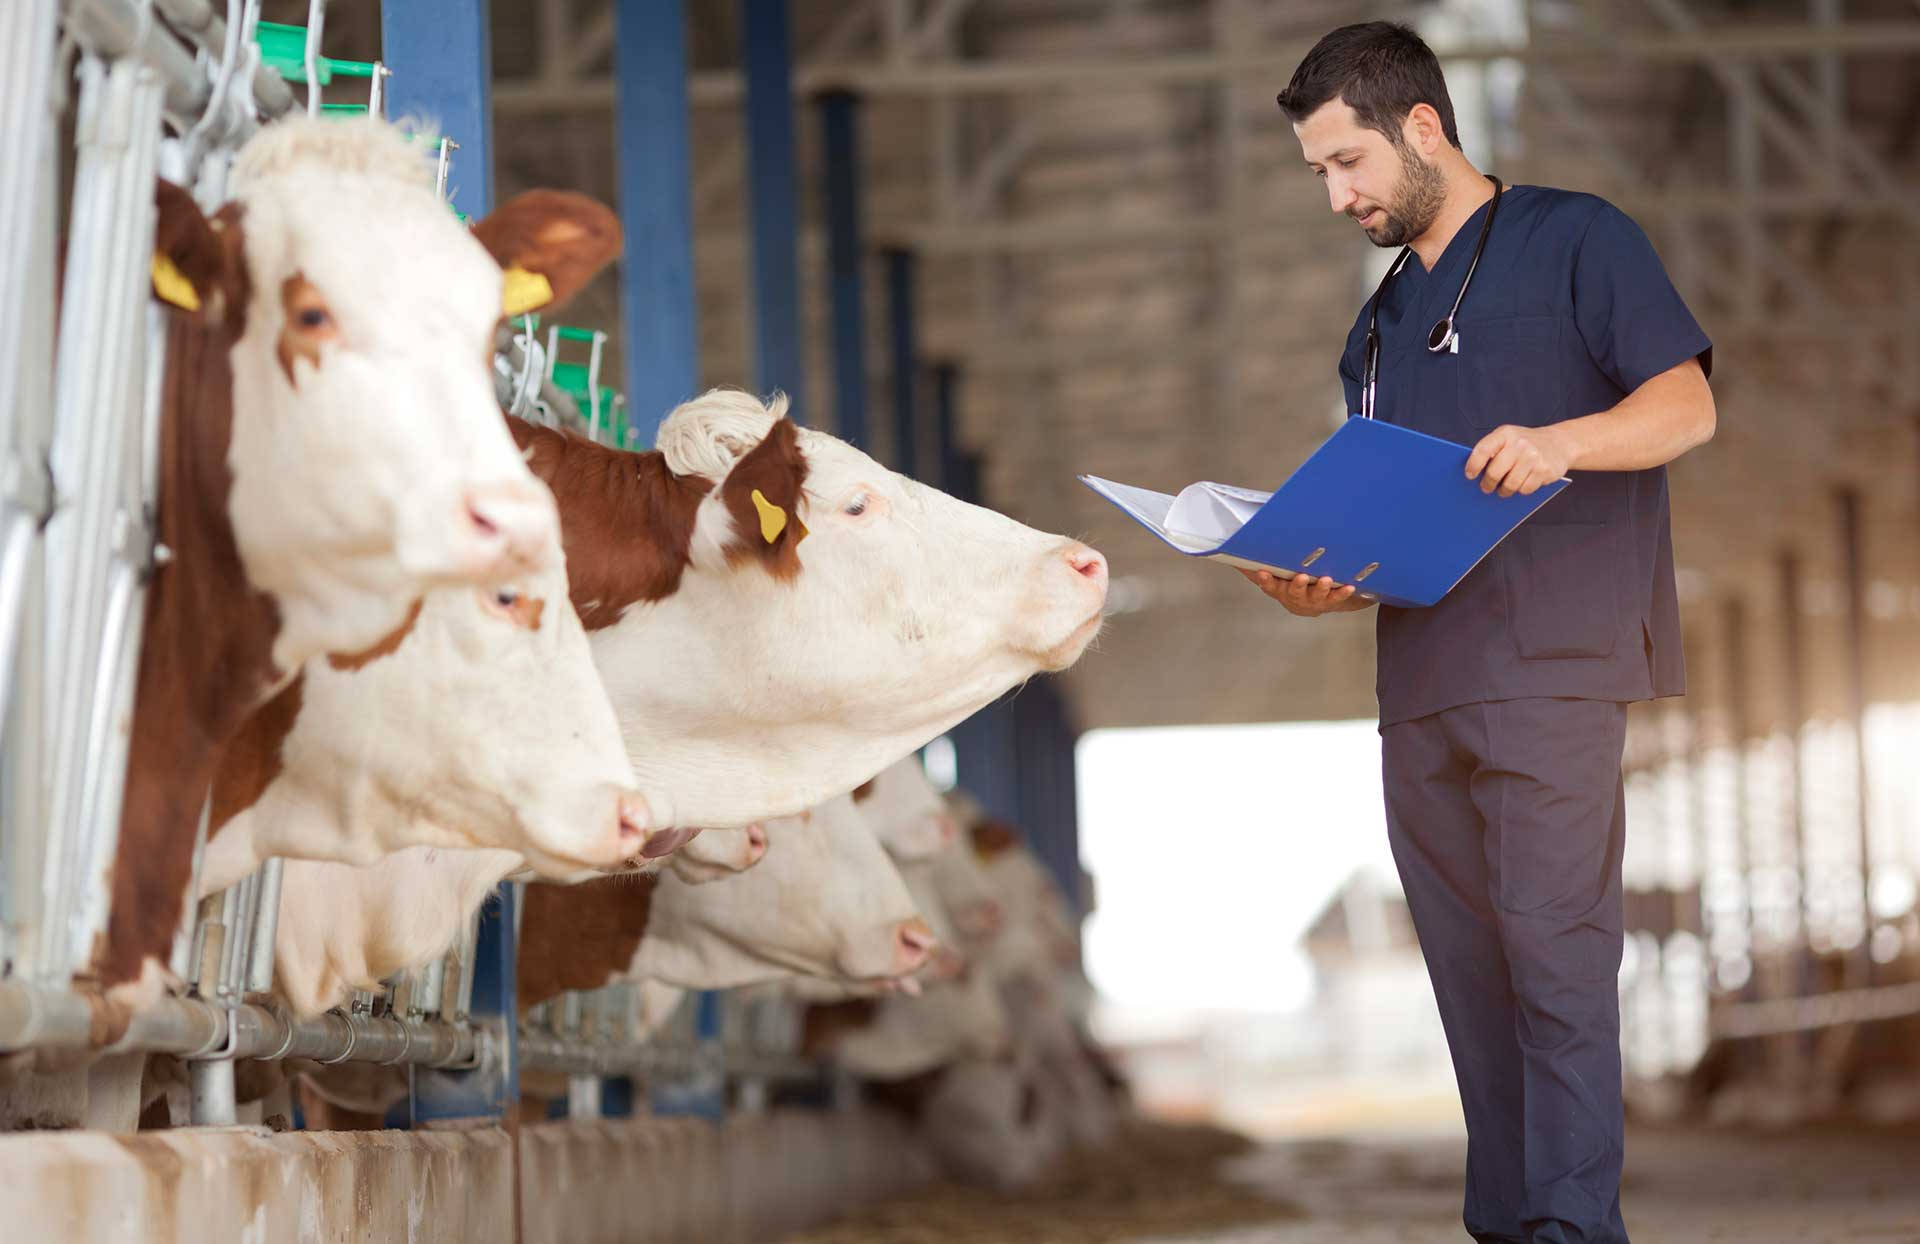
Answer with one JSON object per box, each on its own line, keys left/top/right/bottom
{"left": 1297, "top": 547, "right": 1381, "bottom": 595}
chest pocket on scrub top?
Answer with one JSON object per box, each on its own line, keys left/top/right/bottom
{"left": 1455, "top": 314, "right": 1561, "bottom": 437}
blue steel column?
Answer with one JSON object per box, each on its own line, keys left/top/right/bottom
{"left": 818, "top": 91, "right": 868, "bottom": 446}
{"left": 382, "top": 3, "right": 493, "bottom": 218}
{"left": 885, "top": 249, "right": 920, "bottom": 476}
{"left": 742, "top": 0, "right": 803, "bottom": 418}
{"left": 616, "top": 0, "right": 699, "bottom": 447}
{"left": 934, "top": 363, "right": 1019, "bottom": 826}
{"left": 383, "top": 1, "right": 512, "bottom": 1124}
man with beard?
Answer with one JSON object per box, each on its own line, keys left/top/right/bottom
{"left": 1252, "top": 21, "right": 1716, "bottom": 1244}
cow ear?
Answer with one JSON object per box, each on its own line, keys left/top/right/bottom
{"left": 469, "top": 189, "right": 622, "bottom": 316}
{"left": 153, "top": 178, "right": 248, "bottom": 328}
{"left": 715, "top": 418, "right": 810, "bottom": 579}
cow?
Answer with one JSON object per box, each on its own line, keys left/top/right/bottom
{"left": 516, "top": 387, "right": 1109, "bottom": 830}
{"left": 197, "top": 554, "right": 654, "bottom": 896}
{"left": 516, "top": 794, "right": 932, "bottom": 1014}
{"left": 852, "top": 757, "right": 957, "bottom": 862}
{"left": 667, "top": 823, "right": 769, "bottom": 885}
{"left": 101, "top": 114, "right": 621, "bottom": 1009}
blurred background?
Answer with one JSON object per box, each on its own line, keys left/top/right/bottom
{"left": 22, "top": 0, "right": 1920, "bottom": 1237}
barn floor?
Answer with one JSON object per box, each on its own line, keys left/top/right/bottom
{"left": 784, "top": 1118, "right": 1920, "bottom": 1243}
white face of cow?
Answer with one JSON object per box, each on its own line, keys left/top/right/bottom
{"left": 201, "top": 550, "right": 651, "bottom": 892}
{"left": 590, "top": 391, "right": 1108, "bottom": 828}
{"left": 637, "top": 794, "right": 934, "bottom": 989}
{"left": 203, "top": 118, "right": 617, "bottom": 668}
{"left": 859, "top": 757, "right": 958, "bottom": 862}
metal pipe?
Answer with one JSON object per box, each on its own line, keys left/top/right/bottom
{"left": 245, "top": 858, "right": 284, "bottom": 994}
{"left": 1713, "top": 981, "right": 1920, "bottom": 1040}
{"left": 1777, "top": 549, "right": 1811, "bottom": 940}
{"left": 1836, "top": 486, "right": 1874, "bottom": 984}
{"left": 0, "top": 981, "right": 485, "bottom": 1065}
{"left": 190, "top": 1057, "right": 237, "bottom": 1125}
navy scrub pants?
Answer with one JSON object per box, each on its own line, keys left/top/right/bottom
{"left": 1381, "top": 697, "right": 1630, "bottom": 1244}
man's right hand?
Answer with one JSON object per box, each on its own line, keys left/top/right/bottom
{"left": 1239, "top": 568, "right": 1376, "bottom": 617}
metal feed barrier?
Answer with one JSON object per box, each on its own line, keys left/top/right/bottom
{"left": 0, "top": 0, "right": 821, "bottom": 1136}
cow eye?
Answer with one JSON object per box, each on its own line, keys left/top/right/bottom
{"left": 495, "top": 590, "right": 519, "bottom": 608}
{"left": 844, "top": 494, "right": 869, "bottom": 517}
{"left": 296, "top": 306, "right": 332, "bottom": 331}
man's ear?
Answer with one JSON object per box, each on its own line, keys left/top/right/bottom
{"left": 469, "top": 190, "right": 623, "bottom": 316}
{"left": 153, "top": 178, "right": 249, "bottom": 329}
{"left": 1405, "top": 103, "right": 1444, "bottom": 155}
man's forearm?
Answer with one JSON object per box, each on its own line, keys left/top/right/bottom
{"left": 1553, "top": 357, "right": 1715, "bottom": 473}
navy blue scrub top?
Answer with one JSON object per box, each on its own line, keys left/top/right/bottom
{"left": 1337, "top": 185, "right": 1712, "bottom": 728}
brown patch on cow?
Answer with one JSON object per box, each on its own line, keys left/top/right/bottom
{"left": 850, "top": 779, "right": 877, "bottom": 804}
{"left": 207, "top": 675, "right": 306, "bottom": 839}
{"left": 800, "top": 998, "right": 879, "bottom": 1057}
{"left": 970, "top": 818, "right": 1022, "bottom": 859}
{"left": 273, "top": 273, "right": 337, "bottom": 385}
{"left": 152, "top": 181, "right": 249, "bottom": 334}
{"left": 325, "top": 597, "right": 423, "bottom": 671}
{"left": 508, "top": 416, "right": 715, "bottom": 630}
{"left": 97, "top": 243, "right": 293, "bottom": 991}
{"left": 717, "top": 418, "right": 809, "bottom": 581}
{"left": 516, "top": 874, "right": 657, "bottom": 1011}
{"left": 490, "top": 590, "right": 544, "bottom": 631}
{"left": 468, "top": 189, "right": 623, "bottom": 313}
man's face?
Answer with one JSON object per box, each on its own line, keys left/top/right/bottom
{"left": 1293, "top": 99, "right": 1445, "bottom": 249}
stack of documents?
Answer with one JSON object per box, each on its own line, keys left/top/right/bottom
{"left": 1080, "top": 417, "right": 1569, "bottom": 609}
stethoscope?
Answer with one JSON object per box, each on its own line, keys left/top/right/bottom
{"left": 1359, "top": 175, "right": 1504, "bottom": 420}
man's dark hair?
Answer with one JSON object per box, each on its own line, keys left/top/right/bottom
{"left": 1276, "top": 22, "right": 1461, "bottom": 151}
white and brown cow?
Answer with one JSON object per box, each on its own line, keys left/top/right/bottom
{"left": 852, "top": 757, "right": 957, "bottom": 862}
{"left": 100, "top": 115, "right": 618, "bottom": 1007}
{"left": 517, "top": 388, "right": 1109, "bottom": 829}
{"left": 197, "top": 552, "right": 654, "bottom": 895}
{"left": 515, "top": 794, "right": 933, "bottom": 1015}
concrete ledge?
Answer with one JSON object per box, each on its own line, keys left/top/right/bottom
{"left": 0, "top": 1125, "right": 514, "bottom": 1244}
{"left": 519, "top": 1108, "right": 934, "bottom": 1244}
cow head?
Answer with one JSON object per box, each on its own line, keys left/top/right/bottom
{"left": 569, "top": 389, "right": 1107, "bottom": 827}
{"left": 857, "top": 757, "right": 958, "bottom": 862}
{"left": 640, "top": 794, "right": 936, "bottom": 989}
{"left": 155, "top": 116, "right": 618, "bottom": 668}
{"left": 203, "top": 548, "right": 655, "bottom": 891}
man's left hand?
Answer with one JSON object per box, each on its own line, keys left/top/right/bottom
{"left": 1464, "top": 423, "right": 1575, "bottom": 497}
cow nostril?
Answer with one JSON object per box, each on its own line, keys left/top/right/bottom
{"left": 745, "top": 823, "right": 768, "bottom": 861}
{"left": 616, "top": 793, "right": 653, "bottom": 848}
{"left": 1065, "top": 544, "right": 1106, "bottom": 580}
{"left": 895, "top": 918, "right": 937, "bottom": 968}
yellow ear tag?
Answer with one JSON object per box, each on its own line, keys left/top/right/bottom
{"left": 750, "top": 489, "right": 788, "bottom": 544}
{"left": 151, "top": 253, "right": 200, "bottom": 311}
{"left": 500, "top": 265, "right": 553, "bottom": 316}
{"left": 792, "top": 514, "right": 809, "bottom": 546}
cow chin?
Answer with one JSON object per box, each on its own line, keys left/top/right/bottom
{"left": 1032, "top": 609, "right": 1105, "bottom": 672}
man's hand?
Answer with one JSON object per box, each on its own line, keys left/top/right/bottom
{"left": 1465, "top": 424, "right": 1574, "bottom": 497}
{"left": 1239, "top": 568, "right": 1375, "bottom": 617}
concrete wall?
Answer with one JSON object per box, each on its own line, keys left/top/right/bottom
{"left": 0, "top": 1126, "right": 515, "bottom": 1244}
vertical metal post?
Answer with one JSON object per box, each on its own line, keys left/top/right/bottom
{"left": 1777, "top": 549, "right": 1811, "bottom": 939}
{"left": 38, "top": 54, "right": 167, "bottom": 982}
{"left": 614, "top": 0, "right": 698, "bottom": 448}
{"left": 885, "top": 248, "right": 919, "bottom": 476}
{"left": 412, "top": 887, "right": 518, "bottom": 1123}
{"left": 0, "top": 0, "right": 61, "bottom": 975}
{"left": 1835, "top": 486, "right": 1874, "bottom": 984}
{"left": 1722, "top": 597, "right": 1755, "bottom": 989}
{"left": 742, "top": 0, "right": 803, "bottom": 417}
{"left": 819, "top": 90, "right": 870, "bottom": 446}
{"left": 381, "top": 0, "right": 493, "bottom": 219}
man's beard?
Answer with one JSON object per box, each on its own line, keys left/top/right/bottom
{"left": 1357, "top": 142, "right": 1447, "bottom": 248}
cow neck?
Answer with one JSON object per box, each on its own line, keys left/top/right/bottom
{"left": 98, "top": 303, "right": 286, "bottom": 992}
{"left": 800, "top": 998, "right": 880, "bottom": 1056}
{"left": 507, "top": 416, "right": 714, "bottom": 630}
{"left": 204, "top": 594, "right": 422, "bottom": 847}
{"left": 516, "top": 872, "right": 657, "bottom": 1011}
